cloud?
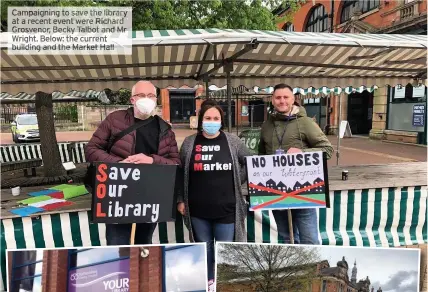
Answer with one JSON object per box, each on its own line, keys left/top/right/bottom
{"left": 373, "top": 270, "right": 418, "bottom": 292}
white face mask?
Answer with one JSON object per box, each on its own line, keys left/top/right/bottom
{"left": 135, "top": 98, "right": 156, "bottom": 116}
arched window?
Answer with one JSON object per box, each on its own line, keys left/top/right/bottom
{"left": 305, "top": 4, "right": 329, "bottom": 32}
{"left": 283, "top": 22, "right": 294, "bottom": 32}
{"left": 340, "top": 0, "right": 380, "bottom": 23}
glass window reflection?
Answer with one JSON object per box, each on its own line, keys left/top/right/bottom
{"left": 164, "top": 245, "right": 207, "bottom": 292}
{"left": 69, "top": 247, "right": 130, "bottom": 269}
{"left": 11, "top": 250, "right": 43, "bottom": 292}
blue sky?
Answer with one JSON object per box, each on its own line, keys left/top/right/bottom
{"left": 164, "top": 245, "right": 207, "bottom": 292}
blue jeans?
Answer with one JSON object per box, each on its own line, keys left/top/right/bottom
{"left": 191, "top": 217, "right": 235, "bottom": 280}
{"left": 105, "top": 223, "right": 157, "bottom": 245}
{"left": 272, "top": 209, "right": 320, "bottom": 244}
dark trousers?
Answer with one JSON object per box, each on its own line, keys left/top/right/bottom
{"left": 191, "top": 217, "right": 235, "bottom": 280}
{"left": 272, "top": 208, "right": 320, "bottom": 244}
{"left": 105, "top": 223, "right": 157, "bottom": 245}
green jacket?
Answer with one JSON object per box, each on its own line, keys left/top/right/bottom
{"left": 258, "top": 105, "right": 334, "bottom": 159}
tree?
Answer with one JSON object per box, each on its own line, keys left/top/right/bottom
{"left": 35, "top": 92, "right": 67, "bottom": 177}
{"left": 2, "top": 0, "right": 304, "bottom": 31}
{"left": 217, "top": 244, "right": 320, "bottom": 292}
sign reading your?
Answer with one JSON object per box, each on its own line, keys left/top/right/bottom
{"left": 91, "top": 162, "right": 177, "bottom": 224}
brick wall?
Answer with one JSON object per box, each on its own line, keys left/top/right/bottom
{"left": 139, "top": 246, "right": 163, "bottom": 292}
{"left": 130, "top": 247, "right": 141, "bottom": 292}
{"left": 7, "top": 251, "right": 12, "bottom": 291}
{"left": 43, "top": 249, "right": 68, "bottom": 292}
{"left": 277, "top": 0, "right": 427, "bottom": 33}
{"left": 370, "top": 87, "right": 388, "bottom": 140}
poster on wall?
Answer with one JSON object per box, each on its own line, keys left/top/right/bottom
{"left": 412, "top": 104, "right": 425, "bottom": 127}
{"left": 241, "top": 105, "right": 249, "bottom": 116}
{"left": 394, "top": 85, "right": 405, "bottom": 99}
{"left": 413, "top": 85, "right": 426, "bottom": 98}
{"left": 91, "top": 162, "right": 178, "bottom": 224}
{"left": 245, "top": 151, "right": 330, "bottom": 211}
{"left": 68, "top": 259, "right": 130, "bottom": 292}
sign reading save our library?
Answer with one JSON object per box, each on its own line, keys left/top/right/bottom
{"left": 245, "top": 151, "right": 329, "bottom": 211}
{"left": 91, "top": 162, "right": 177, "bottom": 224}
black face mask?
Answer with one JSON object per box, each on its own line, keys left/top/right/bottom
{"left": 272, "top": 112, "right": 297, "bottom": 121}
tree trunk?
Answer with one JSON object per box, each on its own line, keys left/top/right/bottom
{"left": 35, "top": 92, "right": 67, "bottom": 177}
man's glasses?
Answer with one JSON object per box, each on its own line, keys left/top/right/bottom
{"left": 132, "top": 94, "right": 157, "bottom": 99}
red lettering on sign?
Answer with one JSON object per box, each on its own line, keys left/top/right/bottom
{"left": 96, "top": 203, "right": 106, "bottom": 217}
{"left": 194, "top": 163, "right": 203, "bottom": 171}
{"left": 97, "top": 184, "right": 106, "bottom": 199}
{"left": 195, "top": 153, "right": 202, "bottom": 161}
{"left": 96, "top": 164, "right": 108, "bottom": 182}
{"left": 195, "top": 145, "right": 202, "bottom": 152}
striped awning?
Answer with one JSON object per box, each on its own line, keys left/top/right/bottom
{"left": 1, "top": 29, "right": 426, "bottom": 94}
{"left": 0, "top": 89, "right": 108, "bottom": 102}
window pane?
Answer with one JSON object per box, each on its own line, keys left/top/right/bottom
{"left": 305, "top": 4, "right": 328, "bottom": 32}
{"left": 388, "top": 102, "right": 426, "bottom": 132}
{"left": 14, "top": 250, "right": 43, "bottom": 267}
{"left": 69, "top": 247, "right": 130, "bottom": 269}
{"left": 14, "top": 262, "right": 43, "bottom": 279}
{"left": 165, "top": 245, "right": 207, "bottom": 292}
{"left": 12, "top": 276, "right": 42, "bottom": 292}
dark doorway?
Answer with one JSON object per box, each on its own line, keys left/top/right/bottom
{"left": 347, "top": 91, "right": 374, "bottom": 135}
{"left": 303, "top": 97, "right": 327, "bottom": 131}
{"left": 248, "top": 100, "right": 265, "bottom": 127}
{"left": 169, "top": 89, "right": 196, "bottom": 123}
{"left": 217, "top": 101, "right": 236, "bottom": 128}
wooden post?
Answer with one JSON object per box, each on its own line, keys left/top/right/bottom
{"left": 130, "top": 223, "right": 136, "bottom": 245}
{"left": 287, "top": 209, "right": 294, "bottom": 244}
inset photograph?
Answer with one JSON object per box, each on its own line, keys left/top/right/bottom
{"left": 7, "top": 243, "right": 207, "bottom": 292}
{"left": 216, "top": 242, "right": 421, "bottom": 292}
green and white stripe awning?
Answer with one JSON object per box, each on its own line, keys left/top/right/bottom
{"left": 258, "top": 85, "right": 379, "bottom": 96}
{"left": 1, "top": 30, "right": 426, "bottom": 94}
{"left": 0, "top": 90, "right": 108, "bottom": 102}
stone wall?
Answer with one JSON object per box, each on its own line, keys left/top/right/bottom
{"left": 370, "top": 87, "right": 388, "bottom": 140}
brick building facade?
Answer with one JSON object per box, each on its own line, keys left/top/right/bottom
{"left": 218, "top": 256, "right": 380, "bottom": 292}
{"left": 8, "top": 246, "right": 162, "bottom": 292}
{"left": 274, "top": 0, "right": 427, "bottom": 144}
{"left": 7, "top": 244, "right": 207, "bottom": 292}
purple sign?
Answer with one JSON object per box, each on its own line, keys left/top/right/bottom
{"left": 68, "top": 259, "right": 130, "bottom": 292}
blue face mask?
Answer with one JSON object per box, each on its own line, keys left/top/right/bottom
{"left": 202, "top": 121, "right": 221, "bottom": 135}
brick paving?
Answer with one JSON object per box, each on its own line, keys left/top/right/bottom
{"left": 1, "top": 129, "right": 426, "bottom": 166}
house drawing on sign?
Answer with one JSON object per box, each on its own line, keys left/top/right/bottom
{"left": 266, "top": 179, "right": 276, "bottom": 189}
{"left": 313, "top": 178, "right": 325, "bottom": 193}
{"left": 293, "top": 182, "right": 303, "bottom": 191}
{"left": 276, "top": 181, "right": 287, "bottom": 192}
{"left": 301, "top": 181, "right": 312, "bottom": 194}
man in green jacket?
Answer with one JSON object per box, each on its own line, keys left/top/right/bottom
{"left": 258, "top": 83, "right": 334, "bottom": 244}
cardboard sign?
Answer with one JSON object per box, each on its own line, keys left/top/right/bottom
{"left": 91, "top": 162, "right": 177, "bottom": 224}
{"left": 190, "top": 116, "right": 198, "bottom": 129}
{"left": 245, "top": 151, "right": 329, "bottom": 211}
{"left": 339, "top": 121, "right": 352, "bottom": 138}
{"left": 239, "top": 129, "right": 261, "bottom": 155}
{"left": 68, "top": 259, "right": 130, "bottom": 292}
{"left": 412, "top": 104, "right": 425, "bottom": 127}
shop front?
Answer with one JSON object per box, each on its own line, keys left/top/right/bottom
{"left": 386, "top": 84, "right": 427, "bottom": 145}
{"left": 8, "top": 245, "right": 207, "bottom": 292}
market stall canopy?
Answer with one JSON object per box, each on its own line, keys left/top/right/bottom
{"left": 0, "top": 89, "right": 107, "bottom": 102}
{"left": 1, "top": 29, "right": 426, "bottom": 94}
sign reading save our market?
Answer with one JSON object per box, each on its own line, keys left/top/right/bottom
{"left": 245, "top": 151, "right": 330, "bottom": 211}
